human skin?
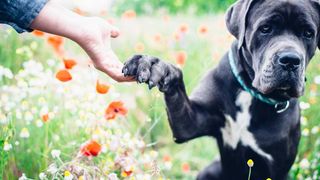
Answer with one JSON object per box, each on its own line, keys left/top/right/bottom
{"left": 30, "top": 1, "right": 134, "bottom": 82}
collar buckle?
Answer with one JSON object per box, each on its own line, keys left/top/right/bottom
{"left": 275, "top": 101, "right": 290, "bottom": 113}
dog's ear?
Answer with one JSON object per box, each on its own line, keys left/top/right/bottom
{"left": 310, "top": 0, "right": 320, "bottom": 49}
{"left": 225, "top": 0, "right": 258, "bottom": 49}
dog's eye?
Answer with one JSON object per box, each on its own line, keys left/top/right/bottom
{"left": 303, "top": 29, "right": 314, "bottom": 39}
{"left": 259, "top": 25, "right": 272, "bottom": 34}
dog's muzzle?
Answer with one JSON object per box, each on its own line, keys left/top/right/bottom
{"left": 277, "top": 51, "right": 302, "bottom": 71}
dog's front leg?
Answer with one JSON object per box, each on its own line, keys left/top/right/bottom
{"left": 123, "top": 55, "right": 223, "bottom": 143}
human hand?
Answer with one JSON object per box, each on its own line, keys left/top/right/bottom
{"left": 30, "top": 1, "right": 134, "bottom": 82}
{"left": 73, "top": 17, "right": 134, "bottom": 82}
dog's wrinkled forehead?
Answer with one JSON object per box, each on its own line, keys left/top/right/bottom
{"left": 226, "top": 0, "right": 320, "bottom": 49}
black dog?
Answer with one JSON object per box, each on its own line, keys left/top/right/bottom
{"left": 122, "top": 0, "right": 320, "bottom": 179}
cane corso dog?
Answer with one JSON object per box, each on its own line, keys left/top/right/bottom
{"left": 122, "top": 0, "right": 320, "bottom": 179}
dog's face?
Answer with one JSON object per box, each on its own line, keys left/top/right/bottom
{"left": 226, "top": 0, "right": 320, "bottom": 100}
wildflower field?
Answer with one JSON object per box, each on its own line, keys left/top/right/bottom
{"left": 1, "top": 2, "right": 320, "bottom": 180}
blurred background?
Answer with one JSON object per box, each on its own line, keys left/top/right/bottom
{"left": 1, "top": 0, "right": 320, "bottom": 179}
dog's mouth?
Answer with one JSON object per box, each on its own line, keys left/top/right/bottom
{"left": 253, "top": 73, "right": 304, "bottom": 100}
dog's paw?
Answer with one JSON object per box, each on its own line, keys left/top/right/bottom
{"left": 122, "top": 55, "right": 182, "bottom": 92}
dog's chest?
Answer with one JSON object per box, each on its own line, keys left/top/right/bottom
{"left": 220, "top": 91, "right": 273, "bottom": 161}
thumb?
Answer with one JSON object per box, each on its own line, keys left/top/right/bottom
{"left": 110, "top": 25, "right": 120, "bottom": 38}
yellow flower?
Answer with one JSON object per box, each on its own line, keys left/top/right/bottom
{"left": 266, "top": 178, "right": 272, "bottom": 180}
{"left": 247, "top": 159, "right": 254, "bottom": 167}
{"left": 64, "top": 170, "right": 71, "bottom": 177}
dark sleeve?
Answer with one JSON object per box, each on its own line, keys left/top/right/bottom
{"left": 0, "top": 0, "right": 48, "bottom": 33}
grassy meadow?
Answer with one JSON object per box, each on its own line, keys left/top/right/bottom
{"left": 1, "top": 6, "right": 320, "bottom": 180}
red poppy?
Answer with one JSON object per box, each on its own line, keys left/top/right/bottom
{"left": 134, "top": 42, "right": 145, "bottom": 53}
{"left": 179, "top": 23, "right": 189, "bottom": 33}
{"left": 63, "top": 58, "right": 77, "bottom": 69}
{"left": 181, "top": 162, "right": 190, "bottom": 173}
{"left": 41, "top": 114, "right": 49, "bottom": 122}
{"left": 96, "top": 80, "right": 110, "bottom": 94}
{"left": 47, "top": 35, "right": 64, "bottom": 56}
{"left": 32, "top": 30, "right": 45, "bottom": 37}
{"left": 198, "top": 25, "right": 209, "bottom": 35}
{"left": 122, "top": 170, "right": 133, "bottom": 177}
{"left": 80, "top": 140, "right": 102, "bottom": 157}
{"left": 74, "top": 7, "right": 85, "bottom": 16}
{"left": 175, "top": 51, "right": 187, "bottom": 66}
{"left": 56, "top": 70, "right": 72, "bottom": 82}
{"left": 163, "top": 155, "right": 171, "bottom": 162}
{"left": 105, "top": 101, "right": 128, "bottom": 120}
{"left": 122, "top": 10, "right": 136, "bottom": 19}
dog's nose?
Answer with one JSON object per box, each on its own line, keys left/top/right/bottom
{"left": 278, "top": 52, "right": 301, "bottom": 71}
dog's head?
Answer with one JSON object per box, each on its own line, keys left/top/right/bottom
{"left": 226, "top": 0, "right": 320, "bottom": 100}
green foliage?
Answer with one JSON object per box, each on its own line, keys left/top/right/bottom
{"left": 113, "top": 0, "right": 236, "bottom": 15}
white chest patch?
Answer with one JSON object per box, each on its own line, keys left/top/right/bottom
{"left": 220, "top": 91, "right": 273, "bottom": 161}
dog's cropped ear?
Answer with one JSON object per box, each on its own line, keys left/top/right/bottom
{"left": 310, "top": 0, "right": 320, "bottom": 49}
{"left": 226, "top": 0, "right": 258, "bottom": 49}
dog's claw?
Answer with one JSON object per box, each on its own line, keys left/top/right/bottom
{"left": 148, "top": 81, "right": 155, "bottom": 89}
{"left": 122, "top": 67, "right": 128, "bottom": 76}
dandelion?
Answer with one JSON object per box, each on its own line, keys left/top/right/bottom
{"left": 51, "top": 149, "right": 61, "bottom": 159}
{"left": 175, "top": 51, "right": 187, "bottom": 67}
{"left": 80, "top": 140, "right": 102, "bottom": 157}
{"left": 3, "top": 141, "right": 12, "bottom": 151}
{"left": 64, "top": 170, "right": 74, "bottom": 180}
{"left": 20, "top": 127, "right": 30, "bottom": 138}
{"left": 56, "top": 69, "right": 72, "bottom": 82}
{"left": 181, "top": 162, "right": 190, "bottom": 173}
{"left": 96, "top": 80, "right": 110, "bottom": 94}
{"left": 247, "top": 159, "right": 254, "bottom": 180}
{"left": 105, "top": 101, "right": 128, "bottom": 120}
{"left": 63, "top": 58, "right": 77, "bottom": 69}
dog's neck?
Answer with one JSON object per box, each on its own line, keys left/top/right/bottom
{"left": 232, "top": 43, "right": 255, "bottom": 85}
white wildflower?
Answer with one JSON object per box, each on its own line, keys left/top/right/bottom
{"left": 299, "top": 102, "right": 310, "bottom": 110}
{"left": 20, "top": 128, "right": 30, "bottom": 138}
{"left": 39, "top": 172, "right": 47, "bottom": 180}
{"left": 64, "top": 171, "right": 73, "bottom": 180}
{"left": 36, "top": 120, "right": 43, "bottom": 127}
{"left": 3, "top": 141, "right": 12, "bottom": 151}
{"left": 47, "top": 163, "right": 58, "bottom": 174}
{"left": 312, "top": 126, "right": 319, "bottom": 134}
{"left": 18, "top": 173, "right": 28, "bottom": 180}
{"left": 51, "top": 149, "right": 61, "bottom": 159}
{"left": 108, "top": 173, "right": 119, "bottom": 180}
{"left": 300, "top": 159, "right": 310, "bottom": 169}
